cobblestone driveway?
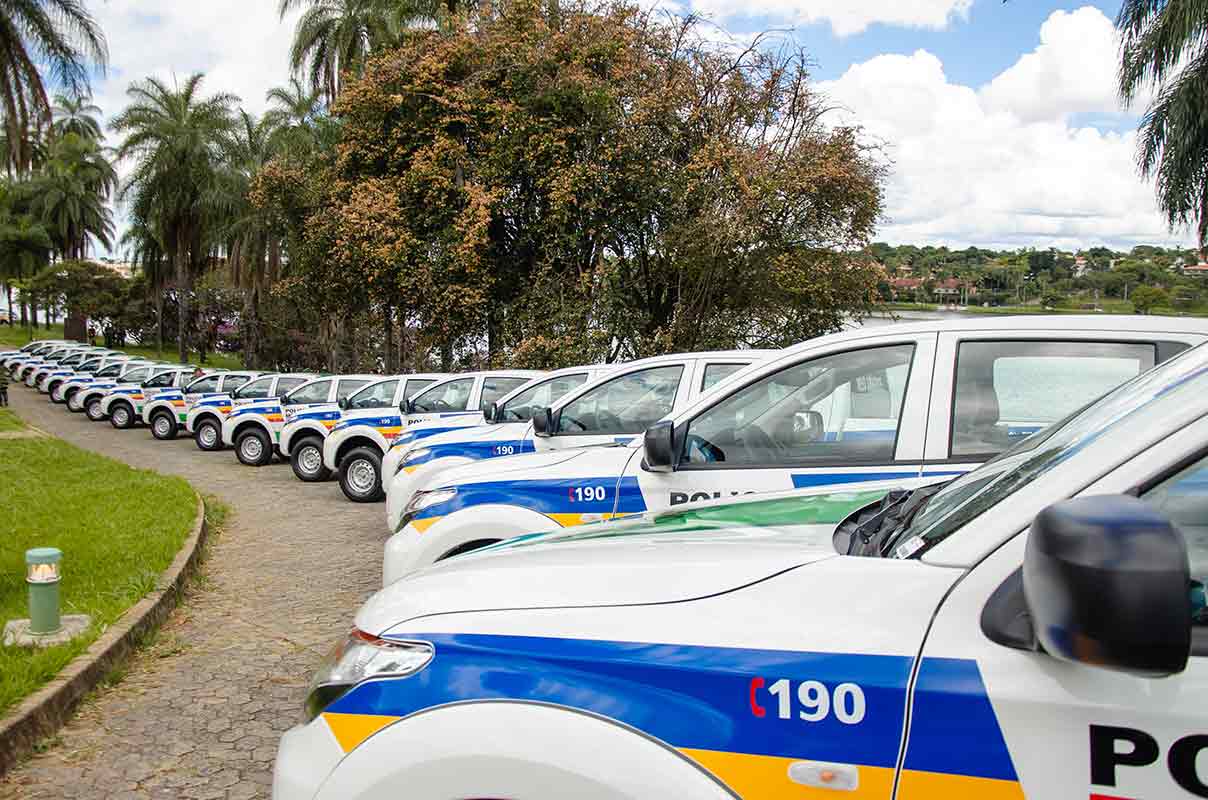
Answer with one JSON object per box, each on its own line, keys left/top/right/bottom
{"left": 1, "top": 384, "right": 384, "bottom": 798}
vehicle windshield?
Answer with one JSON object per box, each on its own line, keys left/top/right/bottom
{"left": 498, "top": 373, "right": 590, "bottom": 422}
{"left": 885, "top": 345, "right": 1208, "bottom": 558}
{"left": 411, "top": 378, "right": 473, "bottom": 413}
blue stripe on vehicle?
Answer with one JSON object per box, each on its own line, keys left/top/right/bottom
{"left": 407, "top": 438, "right": 535, "bottom": 466}
{"left": 414, "top": 476, "right": 647, "bottom": 520}
{"left": 790, "top": 472, "right": 920, "bottom": 489}
{"left": 328, "top": 633, "right": 1017, "bottom": 782}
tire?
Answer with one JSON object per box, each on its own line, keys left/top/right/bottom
{"left": 64, "top": 387, "right": 80, "bottom": 409}
{"left": 235, "top": 427, "right": 273, "bottom": 466}
{"left": 195, "top": 418, "right": 224, "bottom": 451}
{"left": 290, "top": 436, "right": 331, "bottom": 482}
{"left": 150, "top": 410, "right": 178, "bottom": 440}
{"left": 47, "top": 380, "right": 63, "bottom": 401}
{"left": 109, "top": 401, "right": 134, "bottom": 429}
{"left": 85, "top": 397, "right": 105, "bottom": 420}
{"left": 338, "top": 447, "right": 384, "bottom": 502}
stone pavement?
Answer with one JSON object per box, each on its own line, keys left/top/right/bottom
{"left": 0, "top": 384, "right": 385, "bottom": 798}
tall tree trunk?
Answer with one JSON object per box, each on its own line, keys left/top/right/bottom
{"left": 175, "top": 233, "right": 189, "bottom": 364}
{"left": 383, "top": 304, "right": 395, "bottom": 373}
{"left": 155, "top": 292, "right": 164, "bottom": 357}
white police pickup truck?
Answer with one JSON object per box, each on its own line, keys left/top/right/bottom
{"left": 144, "top": 370, "right": 264, "bottom": 441}
{"left": 15, "top": 344, "right": 97, "bottom": 382}
{"left": 4, "top": 341, "right": 81, "bottom": 375}
{"left": 187, "top": 372, "right": 292, "bottom": 451}
{"left": 102, "top": 366, "right": 201, "bottom": 429}
{"left": 47, "top": 354, "right": 132, "bottom": 402}
{"left": 276, "top": 340, "right": 1208, "bottom": 800}
{"left": 384, "top": 353, "right": 767, "bottom": 533}
{"left": 69, "top": 361, "right": 157, "bottom": 418}
{"left": 324, "top": 370, "right": 541, "bottom": 503}
{"left": 0, "top": 340, "right": 70, "bottom": 362}
{"left": 32, "top": 349, "right": 120, "bottom": 392}
{"left": 385, "top": 316, "right": 1208, "bottom": 584}
{"left": 222, "top": 374, "right": 376, "bottom": 466}
{"left": 282, "top": 374, "right": 444, "bottom": 482}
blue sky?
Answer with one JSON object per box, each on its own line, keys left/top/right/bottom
{"left": 89, "top": 0, "right": 1190, "bottom": 253}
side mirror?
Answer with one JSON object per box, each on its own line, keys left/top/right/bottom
{"left": 484, "top": 401, "right": 499, "bottom": 423}
{"left": 799, "top": 410, "right": 825, "bottom": 443}
{"left": 402, "top": 398, "right": 416, "bottom": 415}
{"left": 337, "top": 397, "right": 349, "bottom": 410}
{"left": 644, "top": 420, "right": 678, "bottom": 472}
{"left": 532, "top": 407, "right": 555, "bottom": 437}
{"left": 1024, "top": 495, "right": 1191, "bottom": 677}
{"left": 280, "top": 394, "right": 292, "bottom": 404}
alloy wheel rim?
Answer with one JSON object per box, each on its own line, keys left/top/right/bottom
{"left": 154, "top": 417, "right": 171, "bottom": 436}
{"left": 348, "top": 459, "right": 376, "bottom": 494}
{"left": 299, "top": 447, "right": 322, "bottom": 475}
{"left": 114, "top": 408, "right": 129, "bottom": 426}
{"left": 87, "top": 402, "right": 102, "bottom": 419}
{"left": 200, "top": 426, "right": 217, "bottom": 447}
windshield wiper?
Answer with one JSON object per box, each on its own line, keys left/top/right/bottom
{"left": 844, "top": 480, "right": 951, "bottom": 558}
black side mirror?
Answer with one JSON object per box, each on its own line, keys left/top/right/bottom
{"left": 799, "top": 410, "right": 825, "bottom": 443}
{"left": 403, "top": 398, "right": 417, "bottom": 414}
{"left": 1024, "top": 495, "right": 1191, "bottom": 677}
{"left": 338, "top": 397, "right": 349, "bottom": 410}
{"left": 531, "top": 407, "right": 555, "bottom": 437}
{"left": 643, "top": 420, "right": 678, "bottom": 472}
{"left": 485, "top": 401, "right": 499, "bottom": 423}
{"left": 280, "top": 394, "right": 292, "bottom": 404}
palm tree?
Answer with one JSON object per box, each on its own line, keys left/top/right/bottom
{"left": 264, "top": 76, "right": 327, "bottom": 153}
{"left": 51, "top": 93, "right": 103, "bottom": 140}
{"left": 280, "top": 0, "right": 390, "bottom": 105}
{"left": 121, "top": 214, "right": 170, "bottom": 355}
{"left": 111, "top": 73, "right": 238, "bottom": 364}
{"left": 0, "top": 180, "right": 51, "bottom": 330}
{"left": 1118, "top": 1, "right": 1208, "bottom": 246}
{"left": 34, "top": 131, "right": 116, "bottom": 259}
{"left": 0, "top": 1, "right": 108, "bottom": 172}
{"left": 217, "top": 109, "right": 284, "bottom": 367}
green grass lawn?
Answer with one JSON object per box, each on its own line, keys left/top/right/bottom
{"left": 0, "top": 433, "right": 199, "bottom": 716}
{"left": 0, "top": 409, "right": 25, "bottom": 432}
{"left": 0, "top": 323, "right": 243, "bottom": 370}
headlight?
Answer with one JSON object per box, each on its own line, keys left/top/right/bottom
{"left": 399, "top": 487, "right": 457, "bottom": 529}
{"left": 402, "top": 448, "right": 430, "bottom": 466}
{"left": 305, "top": 629, "right": 434, "bottom": 721}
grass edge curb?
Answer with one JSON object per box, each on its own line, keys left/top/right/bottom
{"left": 0, "top": 492, "right": 209, "bottom": 776}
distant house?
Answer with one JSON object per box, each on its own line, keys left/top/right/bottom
{"left": 1182, "top": 260, "right": 1208, "bottom": 277}
{"left": 1073, "top": 256, "right": 1090, "bottom": 278}
{"left": 889, "top": 277, "right": 924, "bottom": 300}
{"left": 933, "top": 278, "right": 977, "bottom": 303}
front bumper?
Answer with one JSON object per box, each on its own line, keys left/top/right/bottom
{"left": 272, "top": 718, "right": 344, "bottom": 800}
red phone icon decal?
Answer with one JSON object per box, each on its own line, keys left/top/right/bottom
{"left": 749, "top": 677, "right": 766, "bottom": 718}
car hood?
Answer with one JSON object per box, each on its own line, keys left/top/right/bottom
{"left": 416, "top": 420, "right": 530, "bottom": 448}
{"left": 424, "top": 446, "right": 614, "bottom": 489}
{"left": 363, "top": 479, "right": 935, "bottom": 634}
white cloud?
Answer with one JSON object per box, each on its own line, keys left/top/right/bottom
{"left": 688, "top": 0, "right": 971, "bottom": 37}
{"left": 980, "top": 6, "right": 1124, "bottom": 123}
{"left": 820, "top": 44, "right": 1192, "bottom": 250}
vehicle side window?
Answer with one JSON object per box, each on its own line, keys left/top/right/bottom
{"left": 402, "top": 378, "right": 436, "bottom": 400}
{"left": 480, "top": 377, "right": 531, "bottom": 410}
{"left": 499, "top": 373, "right": 589, "bottom": 422}
{"left": 412, "top": 378, "right": 474, "bottom": 412}
{"left": 122, "top": 367, "right": 152, "bottom": 384}
{"left": 350, "top": 380, "right": 398, "bottom": 409}
{"left": 187, "top": 376, "right": 222, "bottom": 394}
{"left": 702, "top": 363, "right": 746, "bottom": 392}
{"left": 234, "top": 377, "right": 273, "bottom": 399}
{"left": 222, "top": 375, "right": 251, "bottom": 392}
{"left": 145, "top": 371, "right": 177, "bottom": 388}
{"left": 950, "top": 341, "right": 1156, "bottom": 459}
{"left": 96, "top": 365, "right": 122, "bottom": 377}
{"left": 276, "top": 379, "right": 309, "bottom": 398}
{"left": 556, "top": 366, "right": 684, "bottom": 435}
{"left": 1142, "top": 455, "right": 1208, "bottom": 631}
{"left": 682, "top": 345, "right": 914, "bottom": 467}
{"left": 337, "top": 379, "right": 370, "bottom": 400}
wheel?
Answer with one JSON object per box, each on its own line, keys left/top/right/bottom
{"left": 85, "top": 397, "right": 105, "bottom": 420}
{"left": 47, "top": 381, "right": 63, "bottom": 401}
{"left": 195, "top": 418, "right": 224, "bottom": 451}
{"left": 150, "top": 410, "right": 178, "bottom": 440}
{"left": 290, "top": 436, "right": 331, "bottom": 482}
{"left": 109, "top": 401, "right": 134, "bottom": 429}
{"left": 64, "top": 387, "right": 80, "bottom": 409}
{"left": 235, "top": 427, "right": 273, "bottom": 466}
{"left": 338, "top": 447, "right": 384, "bottom": 502}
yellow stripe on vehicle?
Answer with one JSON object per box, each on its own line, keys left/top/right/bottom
{"left": 895, "top": 768, "right": 1024, "bottom": 799}
{"left": 322, "top": 713, "right": 401, "bottom": 753}
{"left": 683, "top": 748, "right": 895, "bottom": 799}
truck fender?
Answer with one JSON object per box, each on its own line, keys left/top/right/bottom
{"left": 280, "top": 421, "right": 328, "bottom": 457}
{"left": 383, "top": 503, "right": 561, "bottom": 585}
{"left": 224, "top": 415, "right": 270, "bottom": 447}
{"left": 314, "top": 702, "right": 735, "bottom": 800}
{"left": 384, "top": 456, "right": 475, "bottom": 534}
{"left": 324, "top": 428, "right": 391, "bottom": 472}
